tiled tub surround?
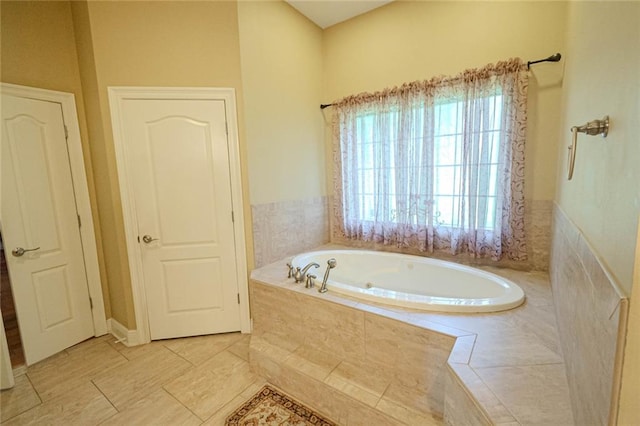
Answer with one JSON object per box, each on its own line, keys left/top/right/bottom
{"left": 330, "top": 199, "right": 553, "bottom": 272}
{"left": 250, "top": 256, "right": 574, "bottom": 425}
{"left": 550, "top": 205, "right": 628, "bottom": 425}
{"left": 252, "top": 196, "right": 330, "bottom": 267}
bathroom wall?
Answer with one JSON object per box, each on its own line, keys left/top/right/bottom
{"left": 238, "top": 1, "right": 328, "bottom": 267}
{"left": 551, "top": 206, "right": 627, "bottom": 425}
{"left": 322, "top": 1, "right": 568, "bottom": 270}
{"left": 2, "top": 0, "right": 327, "bottom": 327}
{"left": 70, "top": 0, "right": 249, "bottom": 328}
{"left": 551, "top": 2, "right": 639, "bottom": 423}
{"left": 0, "top": 0, "right": 111, "bottom": 317}
{"left": 618, "top": 219, "right": 640, "bottom": 425}
{"left": 555, "top": 2, "right": 640, "bottom": 294}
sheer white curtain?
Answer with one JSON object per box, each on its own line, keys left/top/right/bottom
{"left": 332, "top": 59, "right": 528, "bottom": 260}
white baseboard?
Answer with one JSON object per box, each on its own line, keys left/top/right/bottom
{"left": 107, "top": 318, "right": 140, "bottom": 347}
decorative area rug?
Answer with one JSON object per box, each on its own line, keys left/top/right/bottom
{"left": 225, "top": 384, "right": 336, "bottom": 425}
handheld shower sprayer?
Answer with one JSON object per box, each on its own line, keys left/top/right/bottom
{"left": 319, "top": 258, "right": 337, "bottom": 293}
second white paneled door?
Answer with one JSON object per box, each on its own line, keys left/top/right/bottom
{"left": 116, "top": 97, "right": 241, "bottom": 340}
{"left": 1, "top": 93, "right": 95, "bottom": 364}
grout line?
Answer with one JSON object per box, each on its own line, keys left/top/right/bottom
{"left": 0, "top": 374, "right": 44, "bottom": 423}
{"left": 162, "top": 386, "right": 202, "bottom": 421}
{"left": 471, "top": 360, "right": 566, "bottom": 372}
{"left": 91, "top": 378, "right": 120, "bottom": 414}
{"left": 471, "top": 366, "right": 522, "bottom": 425}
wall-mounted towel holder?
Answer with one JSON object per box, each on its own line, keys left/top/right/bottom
{"left": 567, "top": 115, "right": 609, "bottom": 180}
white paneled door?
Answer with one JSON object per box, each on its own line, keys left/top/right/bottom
{"left": 119, "top": 98, "right": 241, "bottom": 340}
{"left": 1, "top": 94, "right": 94, "bottom": 365}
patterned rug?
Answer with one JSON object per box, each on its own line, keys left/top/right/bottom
{"left": 225, "top": 385, "right": 336, "bottom": 425}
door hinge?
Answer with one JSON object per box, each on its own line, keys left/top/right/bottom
{"left": 64, "top": 125, "right": 69, "bottom": 140}
{"left": 237, "top": 293, "right": 240, "bottom": 304}
{"left": 89, "top": 297, "right": 93, "bottom": 309}
{"left": 231, "top": 211, "right": 235, "bottom": 223}
{"left": 77, "top": 214, "right": 82, "bottom": 228}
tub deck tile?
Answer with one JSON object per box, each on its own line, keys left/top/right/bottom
{"left": 475, "top": 364, "right": 574, "bottom": 426}
{"left": 469, "top": 328, "right": 563, "bottom": 369}
{"left": 283, "top": 345, "right": 341, "bottom": 382}
{"left": 251, "top": 251, "right": 575, "bottom": 426}
{"left": 323, "top": 360, "right": 392, "bottom": 407}
{"left": 376, "top": 394, "right": 442, "bottom": 426}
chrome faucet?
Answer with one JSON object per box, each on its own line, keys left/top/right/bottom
{"left": 318, "top": 258, "right": 337, "bottom": 293}
{"left": 293, "top": 262, "right": 320, "bottom": 283}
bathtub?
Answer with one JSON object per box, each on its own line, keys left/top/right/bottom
{"left": 291, "top": 250, "right": 525, "bottom": 313}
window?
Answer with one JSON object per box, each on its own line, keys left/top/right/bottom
{"left": 332, "top": 59, "right": 528, "bottom": 260}
{"left": 353, "top": 94, "right": 503, "bottom": 230}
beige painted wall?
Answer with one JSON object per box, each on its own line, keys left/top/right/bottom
{"left": 322, "top": 1, "right": 567, "bottom": 202}
{"left": 238, "top": 1, "right": 325, "bottom": 205}
{"left": 556, "top": 2, "right": 640, "bottom": 293}
{"left": 0, "top": 1, "right": 111, "bottom": 317}
{"left": 619, "top": 217, "right": 640, "bottom": 424}
{"left": 555, "top": 3, "right": 640, "bottom": 421}
{"left": 70, "top": 0, "right": 251, "bottom": 328}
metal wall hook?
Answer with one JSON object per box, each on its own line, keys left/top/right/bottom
{"left": 571, "top": 115, "right": 609, "bottom": 138}
{"left": 567, "top": 116, "right": 609, "bottom": 180}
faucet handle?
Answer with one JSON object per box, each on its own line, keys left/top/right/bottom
{"left": 286, "top": 263, "right": 294, "bottom": 279}
{"left": 305, "top": 274, "right": 316, "bottom": 289}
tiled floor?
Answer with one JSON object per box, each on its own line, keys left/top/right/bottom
{"left": 0, "top": 332, "right": 269, "bottom": 425}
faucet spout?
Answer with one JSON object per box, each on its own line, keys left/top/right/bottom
{"left": 294, "top": 262, "right": 320, "bottom": 283}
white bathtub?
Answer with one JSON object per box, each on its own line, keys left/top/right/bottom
{"left": 291, "top": 250, "right": 525, "bottom": 313}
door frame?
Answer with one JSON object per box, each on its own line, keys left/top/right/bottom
{"left": 108, "top": 87, "right": 250, "bottom": 344}
{"left": 0, "top": 82, "right": 107, "bottom": 337}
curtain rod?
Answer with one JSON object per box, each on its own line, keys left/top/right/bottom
{"left": 319, "top": 53, "right": 562, "bottom": 110}
{"left": 527, "top": 52, "right": 562, "bottom": 69}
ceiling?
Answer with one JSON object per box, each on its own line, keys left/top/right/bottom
{"left": 285, "top": 0, "right": 394, "bottom": 29}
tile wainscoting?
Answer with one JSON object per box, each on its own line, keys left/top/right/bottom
{"left": 550, "top": 204, "right": 628, "bottom": 425}
{"left": 251, "top": 196, "right": 330, "bottom": 267}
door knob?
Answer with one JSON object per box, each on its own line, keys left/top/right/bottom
{"left": 142, "top": 235, "right": 158, "bottom": 244}
{"left": 11, "top": 247, "right": 40, "bottom": 257}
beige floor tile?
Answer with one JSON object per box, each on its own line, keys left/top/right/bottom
{"left": 64, "top": 334, "right": 114, "bottom": 354}
{"left": 164, "top": 350, "right": 258, "bottom": 420}
{"left": 0, "top": 375, "right": 42, "bottom": 422}
{"left": 200, "top": 378, "right": 268, "bottom": 425}
{"left": 93, "top": 346, "right": 192, "bottom": 410}
{"left": 107, "top": 339, "right": 169, "bottom": 361}
{"left": 99, "top": 388, "right": 201, "bottom": 426}
{"left": 162, "top": 332, "right": 245, "bottom": 365}
{"left": 226, "top": 334, "right": 251, "bottom": 361}
{"left": 2, "top": 381, "right": 116, "bottom": 425}
{"left": 26, "top": 340, "right": 127, "bottom": 401}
